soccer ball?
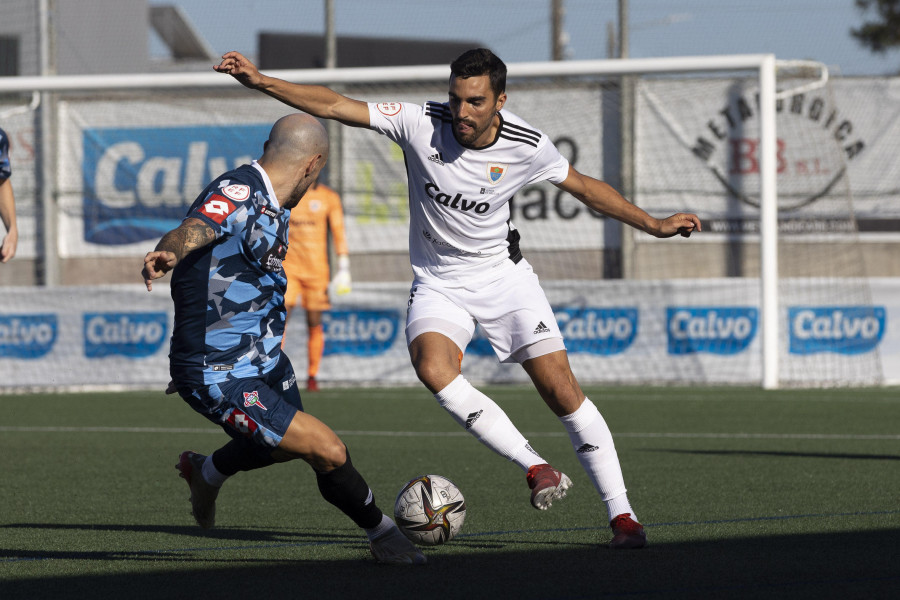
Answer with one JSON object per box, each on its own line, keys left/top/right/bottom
{"left": 393, "top": 474, "right": 466, "bottom": 546}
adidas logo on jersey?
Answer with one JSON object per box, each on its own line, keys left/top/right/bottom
{"left": 534, "top": 321, "right": 551, "bottom": 334}
{"left": 576, "top": 443, "right": 599, "bottom": 454}
{"left": 428, "top": 152, "right": 445, "bottom": 165}
{"left": 465, "top": 409, "right": 483, "bottom": 429}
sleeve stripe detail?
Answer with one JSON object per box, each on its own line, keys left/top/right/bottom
{"left": 499, "top": 132, "right": 539, "bottom": 148}
{"left": 425, "top": 102, "right": 451, "bottom": 120}
{"left": 502, "top": 121, "right": 541, "bottom": 143}
{"left": 425, "top": 112, "right": 452, "bottom": 123}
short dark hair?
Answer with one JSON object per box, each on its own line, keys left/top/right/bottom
{"left": 450, "top": 48, "right": 507, "bottom": 99}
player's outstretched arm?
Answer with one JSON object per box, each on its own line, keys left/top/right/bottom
{"left": 556, "top": 166, "right": 701, "bottom": 238}
{"left": 214, "top": 51, "right": 370, "bottom": 128}
{"left": 142, "top": 218, "right": 216, "bottom": 291}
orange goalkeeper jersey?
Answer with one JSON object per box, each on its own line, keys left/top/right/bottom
{"left": 284, "top": 182, "right": 349, "bottom": 282}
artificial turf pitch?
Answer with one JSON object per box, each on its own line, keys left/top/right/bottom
{"left": 1, "top": 385, "right": 897, "bottom": 599}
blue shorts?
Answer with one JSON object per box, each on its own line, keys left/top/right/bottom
{"left": 176, "top": 355, "right": 303, "bottom": 450}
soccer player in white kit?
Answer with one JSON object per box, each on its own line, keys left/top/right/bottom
{"left": 216, "top": 48, "right": 702, "bottom": 549}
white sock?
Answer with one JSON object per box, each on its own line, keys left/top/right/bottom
{"left": 435, "top": 375, "right": 545, "bottom": 471}
{"left": 201, "top": 455, "right": 228, "bottom": 488}
{"left": 606, "top": 493, "right": 636, "bottom": 523}
{"left": 365, "top": 513, "right": 395, "bottom": 541}
{"left": 559, "top": 398, "right": 636, "bottom": 522}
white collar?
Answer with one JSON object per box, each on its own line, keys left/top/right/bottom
{"left": 251, "top": 160, "right": 279, "bottom": 209}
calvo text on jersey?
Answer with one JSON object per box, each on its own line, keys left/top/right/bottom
{"left": 425, "top": 183, "right": 490, "bottom": 214}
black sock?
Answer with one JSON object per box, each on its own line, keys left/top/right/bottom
{"left": 211, "top": 437, "right": 276, "bottom": 476}
{"left": 315, "top": 448, "right": 383, "bottom": 529}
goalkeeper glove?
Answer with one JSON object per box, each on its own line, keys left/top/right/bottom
{"left": 331, "top": 255, "right": 352, "bottom": 295}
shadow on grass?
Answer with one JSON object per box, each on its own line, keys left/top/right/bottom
{"left": 0, "top": 523, "right": 357, "bottom": 564}
{"left": 644, "top": 448, "right": 900, "bottom": 461}
{"left": 0, "top": 522, "right": 350, "bottom": 542}
{"left": 3, "top": 527, "right": 898, "bottom": 600}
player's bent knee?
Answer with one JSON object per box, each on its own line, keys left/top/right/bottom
{"left": 279, "top": 412, "right": 346, "bottom": 466}
{"left": 417, "top": 368, "right": 459, "bottom": 394}
{"left": 411, "top": 354, "right": 461, "bottom": 393}
{"left": 412, "top": 359, "right": 442, "bottom": 387}
{"left": 317, "top": 437, "right": 348, "bottom": 470}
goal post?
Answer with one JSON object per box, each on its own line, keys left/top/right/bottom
{"left": 759, "top": 54, "right": 779, "bottom": 389}
{"left": 2, "top": 53, "right": 885, "bottom": 391}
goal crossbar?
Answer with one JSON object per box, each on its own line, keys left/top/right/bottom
{"left": 0, "top": 53, "right": 776, "bottom": 91}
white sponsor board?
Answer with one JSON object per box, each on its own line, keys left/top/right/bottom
{"left": 2, "top": 279, "right": 896, "bottom": 391}
{"left": 55, "top": 98, "right": 298, "bottom": 257}
{"left": 636, "top": 78, "right": 900, "bottom": 239}
{"left": 1, "top": 286, "right": 172, "bottom": 389}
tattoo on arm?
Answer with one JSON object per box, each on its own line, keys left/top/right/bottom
{"left": 155, "top": 218, "right": 216, "bottom": 261}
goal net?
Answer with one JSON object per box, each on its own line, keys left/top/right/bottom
{"left": 0, "top": 55, "right": 889, "bottom": 391}
{"left": 625, "top": 60, "right": 882, "bottom": 387}
{"left": 320, "top": 58, "right": 883, "bottom": 387}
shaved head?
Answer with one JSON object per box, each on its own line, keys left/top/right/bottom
{"left": 258, "top": 113, "right": 330, "bottom": 209}
{"left": 264, "top": 113, "right": 329, "bottom": 163}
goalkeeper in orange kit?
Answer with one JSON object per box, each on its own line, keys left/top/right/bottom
{"left": 283, "top": 179, "right": 351, "bottom": 391}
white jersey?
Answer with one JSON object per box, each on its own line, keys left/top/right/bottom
{"left": 368, "top": 101, "right": 570, "bottom": 285}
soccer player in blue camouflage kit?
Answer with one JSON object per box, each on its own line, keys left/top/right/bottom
{"left": 142, "top": 114, "right": 425, "bottom": 565}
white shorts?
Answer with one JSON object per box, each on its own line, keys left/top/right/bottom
{"left": 405, "top": 260, "right": 565, "bottom": 363}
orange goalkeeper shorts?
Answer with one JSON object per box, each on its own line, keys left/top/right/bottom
{"left": 285, "top": 274, "right": 330, "bottom": 312}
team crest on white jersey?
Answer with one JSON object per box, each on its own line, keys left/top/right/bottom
{"left": 487, "top": 163, "right": 507, "bottom": 185}
{"left": 376, "top": 102, "right": 402, "bottom": 116}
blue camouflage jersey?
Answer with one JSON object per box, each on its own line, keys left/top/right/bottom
{"left": 0, "top": 128, "right": 11, "bottom": 180}
{"left": 169, "top": 161, "right": 289, "bottom": 387}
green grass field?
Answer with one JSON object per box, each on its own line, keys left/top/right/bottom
{"left": 2, "top": 385, "right": 898, "bottom": 599}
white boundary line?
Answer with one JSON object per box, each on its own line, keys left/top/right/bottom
{"left": 0, "top": 426, "right": 897, "bottom": 440}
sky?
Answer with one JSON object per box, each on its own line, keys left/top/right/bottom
{"left": 152, "top": 0, "right": 900, "bottom": 77}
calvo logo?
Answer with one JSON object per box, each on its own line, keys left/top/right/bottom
{"left": 82, "top": 124, "right": 270, "bottom": 245}
{"left": 84, "top": 312, "right": 168, "bottom": 358}
{"left": 322, "top": 310, "right": 400, "bottom": 356}
{"left": 789, "top": 306, "right": 885, "bottom": 355}
{"left": 667, "top": 306, "right": 757, "bottom": 355}
{"left": 0, "top": 314, "right": 58, "bottom": 359}
{"left": 556, "top": 308, "right": 638, "bottom": 355}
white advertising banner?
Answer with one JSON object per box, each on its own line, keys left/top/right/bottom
{"left": 1, "top": 285, "right": 172, "bottom": 389}
{"left": 636, "top": 78, "right": 900, "bottom": 238}
{"left": 55, "top": 97, "right": 299, "bottom": 257}
{"left": 2, "top": 279, "right": 896, "bottom": 391}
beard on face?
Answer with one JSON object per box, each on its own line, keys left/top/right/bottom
{"left": 453, "top": 117, "right": 485, "bottom": 146}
